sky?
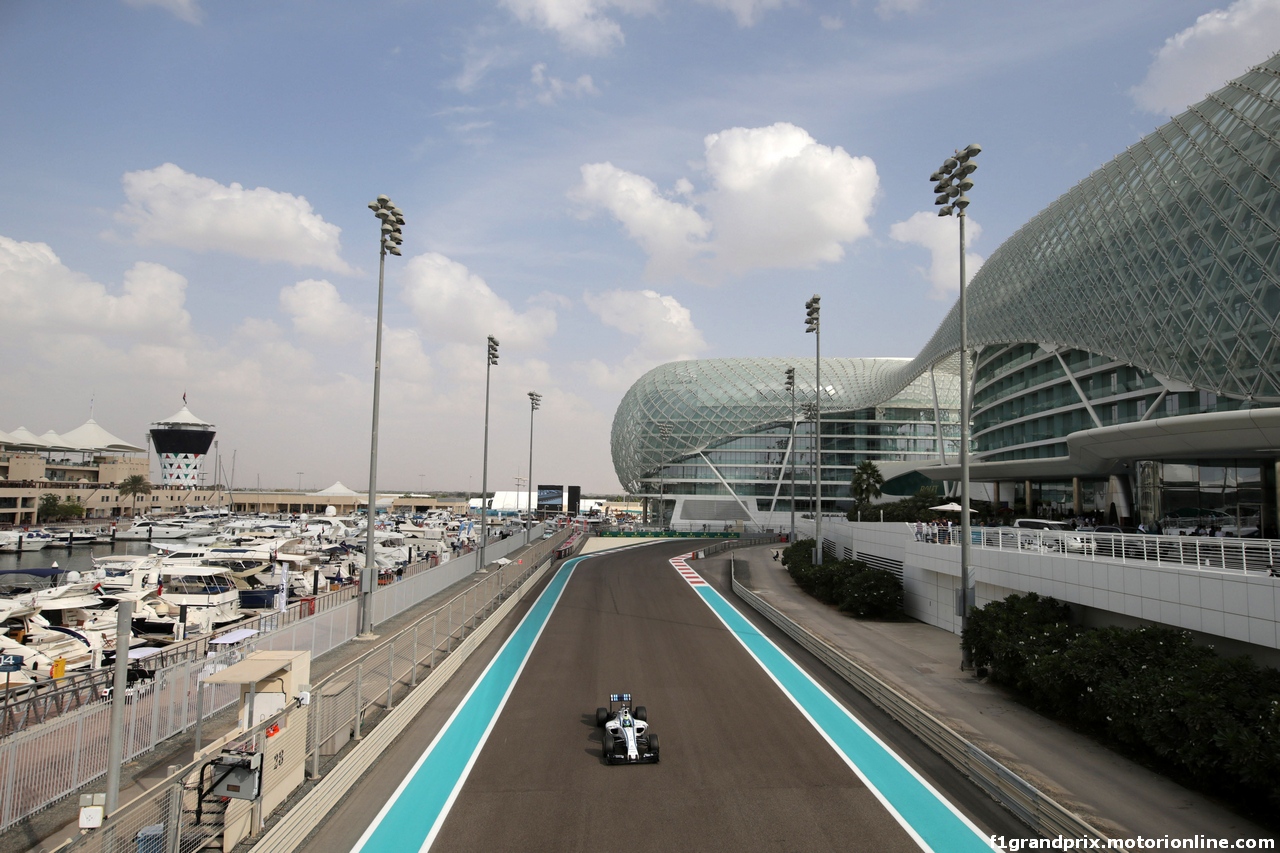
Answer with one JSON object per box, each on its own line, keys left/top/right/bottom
{"left": 2, "top": 0, "right": 1279, "bottom": 495}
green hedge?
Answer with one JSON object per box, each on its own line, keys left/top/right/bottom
{"left": 963, "top": 593, "right": 1280, "bottom": 817}
{"left": 780, "top": 539, "right": 903, "bottom": 619}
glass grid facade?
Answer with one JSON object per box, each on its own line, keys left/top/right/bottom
{"left": 610, "top": 357, "right": 960, "bottom": 511}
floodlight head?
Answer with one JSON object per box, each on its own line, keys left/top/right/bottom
{"left": 954, "top": 194, "right": 970, "bottom": 209}
{"left": 957, "top": 177, "right": 974, "bottom": 192}
{"left": 387, "top": 245, "right": 402, "bottom": 256}
{"left": 377, "top": 195, "right": 390, "bottom": 205}
{"left": 938, "top": 206, "right": 953, "bottom": 216}
{"left": 943, "top": 157, "right": 958, "bottom": 171}
{"left": 963, "top": 143, "right": 982, "bottom": 158}
{"left": 929, "top": 171, "right": 943, "bottom": 182}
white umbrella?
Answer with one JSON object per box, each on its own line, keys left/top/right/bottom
{"left": 930, "top": 502, "right": 976, "bottom": 512}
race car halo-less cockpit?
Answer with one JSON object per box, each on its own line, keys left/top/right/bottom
{"left": 595, "top": 693, "right": 660, "bottom": 765}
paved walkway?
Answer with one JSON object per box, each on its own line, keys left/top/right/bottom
{"left": 727, "top": 543, "right": 1272, "bottom": 841}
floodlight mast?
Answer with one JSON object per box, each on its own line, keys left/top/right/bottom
{"left": 932, "top": 143, "right": 981, "bottom": 670}
{"left": 360, "top": 195, "right": 404, "bottom": 637}
{"left": 804, "top": 295, "right": 822, "bottom": 565}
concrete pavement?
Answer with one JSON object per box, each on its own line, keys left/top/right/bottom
{"left": 725, "top": 543, "right": 1272, "bottom": 841}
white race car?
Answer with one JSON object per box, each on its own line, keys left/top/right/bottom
{"left": 595, "top": 693, "right": 660, "bottom": 765}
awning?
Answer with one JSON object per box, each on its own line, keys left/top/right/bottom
{"left": 208, "top": 628, "right": 260, "bottom": 645}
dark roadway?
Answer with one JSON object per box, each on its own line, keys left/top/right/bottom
{"left": 310, "top": 541, "right": 1025, "bottom": 852}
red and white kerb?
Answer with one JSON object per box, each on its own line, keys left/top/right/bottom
{"left": 670, "top": 554, "right": 707, "bottom": 586}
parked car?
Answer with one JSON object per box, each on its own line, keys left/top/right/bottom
{"left": 1011, "top": 519, "right": 1096, "bottom": 554}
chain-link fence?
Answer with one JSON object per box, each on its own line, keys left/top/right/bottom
{"left": 44, "top": 536, "right": 562, "bottom": 853}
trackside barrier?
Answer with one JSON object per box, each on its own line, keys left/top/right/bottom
{"left": 0, "top": 528, "right": 554, "bottom": 834}
{"left": 248, "top": 552, "right": 559, "bottom": 853}
{"left": 729, "top": 557, "right": 1106, "bottom": 843}
{"left": 690, "top": 536, "right": 776, "bottom": 559}
{"left": 47, "top": 541, "right": 562, "bottom": 853}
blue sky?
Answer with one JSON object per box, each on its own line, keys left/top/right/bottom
{"left": 2, "top": 0, "right": 1278, "bottom": 494}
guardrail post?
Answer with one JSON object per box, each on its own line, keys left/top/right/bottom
{"left": 386, "top": 641, "right": 395, "bottom": 711}
{"left": 308, "top": 691, "right": 322, "bottom": 778}
{"left": 353, "top": 663, "right": 363, "bottom": 740}
{"left": 410, "top": 625, "right": 418, "bottom": 687}
{"left": 165, "top": 775, "right": 185, "bottom": 853}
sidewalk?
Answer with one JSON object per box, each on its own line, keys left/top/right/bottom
{"left": 727, "top": 544, "right": 1271, "bottom": 841}
{"left": 14, "top": 538, "right": 550, "bottom": 853}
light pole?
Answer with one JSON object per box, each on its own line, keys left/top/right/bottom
{"left": 785, "top": 367, "right": 797, "bottom": 543}
{"left": 805, "top": 295, "right": 822, "bottom": 565}
{"left": 526, "top": 391, "right": 541, "bottom": 544}
{"left": 360, "top": 194, "right": 404, "bottom": 637}
{"left": 478, "top": 335, "right": 499, "bottom": 572}
{"left": 932, "top": 142, "right": 981, "bottom": 669}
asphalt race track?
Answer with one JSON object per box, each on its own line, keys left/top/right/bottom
{"left": 323, "top": 541, "right": 1026, "bottom": 852}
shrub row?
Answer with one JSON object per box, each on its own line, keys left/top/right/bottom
{"left": 780, "top": 539, "right": 903, "bottom": 619}
{"left": 963, "top": 592, "right": 1280, "bottom": 817}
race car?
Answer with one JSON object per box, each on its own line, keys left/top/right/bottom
{"left": 595, "top": 693, "right": 659, "bottom": 765}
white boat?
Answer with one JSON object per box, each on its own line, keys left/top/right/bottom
{"left": 0, "top": 530, "right": 53, "bottom": 552}
{"left": 114, "top": 519, "right": 192, "bottom": 540}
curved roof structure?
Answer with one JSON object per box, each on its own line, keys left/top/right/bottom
{"left": 897, "top": 52, "right": 1280, "bottom": 404}
{"left": 611, "top": 357, "right": 959, "bottom": 492}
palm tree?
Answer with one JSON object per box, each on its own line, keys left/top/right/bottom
{"left": 118, "top": 474, "right": 152, "bottom": 518}
{"left": 849, "top": 460, "right": 884, "bottom": 510}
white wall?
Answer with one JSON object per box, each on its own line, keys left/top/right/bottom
{"left": 793, "top": 517, "right": 1280, "bottom": 657}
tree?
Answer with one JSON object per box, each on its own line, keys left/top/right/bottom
{"left": 118, "top": 475, "right": 152, "bottom": 517}
{"left": 39, "top": 493, "right": 60, "bottom": 520}
{"left": 849, "top": 460, "right": 884, "bottom": 511}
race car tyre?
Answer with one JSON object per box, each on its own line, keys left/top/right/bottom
{"left": 634, "top": 706, "right": 647, "bottom": 721}
{"left": 603, "top": 731, "right": 615, "bottom": 760}
{"left": 596, "top": 707, "right": 608, "bottom": 727}
{"left": 647, "top": 733, "right": 659, "bottom": 756}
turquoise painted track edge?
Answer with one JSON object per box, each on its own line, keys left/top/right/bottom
{"left": 350, "top": 557, "right": 582, "bottom": 853}
{"left": 686, "top": 563, "right": 997, "bottom": 853}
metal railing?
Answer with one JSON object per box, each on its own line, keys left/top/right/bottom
{"left": 49, "top": 537, "right": 562, "bottom": 853}
{"left": 730, "top": 556, "right": 1104, "bottom": 842}
{"left": 908, "top": 524, "right": 1280, "bottom": 575}
{"left": 0, "top": 529, "right": 552, "bottom": 833}
{"left": 1, "top": 529, "right": 523, "bottom": 735}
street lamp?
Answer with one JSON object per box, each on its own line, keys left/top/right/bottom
{"left": 526, "top": 391, "right": 541, "bottom": 544}
{"left": 784, "top": 366, "right": 797, "bottom": 544}
{"left": 478, "top": 335, "right": 499, "bottom": 572}
{"left": 932, "top": 143, "right": 981, "bottom": 669}
{"left": 360, "top": 194, "right": 404, "bottom": 637}
{"left": 805, "top": 295, "right": 822, "bottom": 565}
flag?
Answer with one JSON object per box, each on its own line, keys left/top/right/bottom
{"left": 182, "top": 391, "right": 187, "bottom": 405}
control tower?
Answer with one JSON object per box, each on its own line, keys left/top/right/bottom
{"left": 149, "top": 404, "right": 216, "bottom": 487}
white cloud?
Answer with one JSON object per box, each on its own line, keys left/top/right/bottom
{"left": 122, "top": 0, "right": 204, "bottom": 24}
{"left": 572, "top": 122, "right": 878, "bottom": 280}
{"left": 0, "top": 235, "right": 192, "bottom": 339}
{"left": 889, "top": 211, "right": 983, "bottom": 301}
{"left": 116, "top": 163, "right": 354, "bottom": 273}
{"left": 1130, "top": 0, "right": 1280, "bottom": 115}
{"left": 531, "top": 62, "right": 600, "bottom": 104}
{"left": 579, "top": 289, "right": 708, "bottom": 389}
{"left": 696, "top": 0, "right": 791, "bottom": 27}
{"left": 572, "top": 163, "right": 712, "bottom": 278}
{"left": 279, "top": 279, "right": 371, "bottom": 343}
{"left": 400, "top": 252, "right": 558, "bottom": 349}
{"left": 502, "top": 0, "right": 658, "bottom": 55}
